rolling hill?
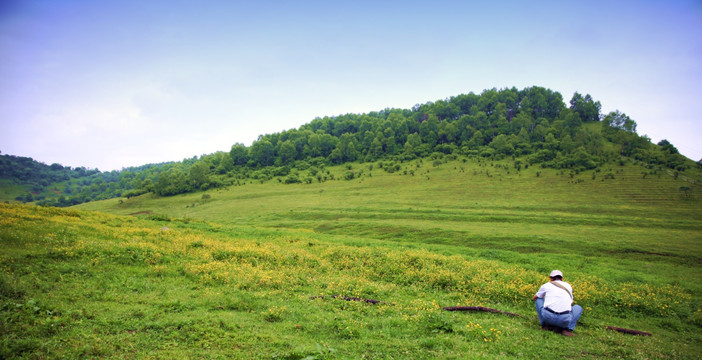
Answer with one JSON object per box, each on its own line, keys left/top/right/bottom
{"left": 2, "top": 87, "right": 701, "bottom": 358}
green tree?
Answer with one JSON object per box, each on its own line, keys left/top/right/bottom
{"left": 489, "top": 134, "right": 514, "bottom": 155}
{"left": 657, "top": 139, "right": 679, "bottom": 154}
{"left": 544, "top": 133, "right": 559, "bottom": 151}
{"left": 511, "top": 112, "right": 534, "bottom": 134}
{"left": 214, "top": 152, "right": 234, "bottom": 174}
{"left": 329, "top": 148, "right": 343, "bottom": 164}
{"left": 513, "top": 128, "right": 532, "bottom": 155}
{"left": 369, "top": 133, "right": 384, "bottom": 160}
{"left": 460, "top": 124, "right": 475, "bottom": 145}
{"left": 574, "top": 126, "right": 604, "bottom": 155}
{"left": 559, "top": 147, "right": 598, "bottom": 170}
{"left": 330, "top": 133, "right": 358, "bottom": 164}
{"left": 304, "top": 131, "right": 337, "bottom": 158}
{"left": 559, "top": 134, "right": 575, "bottom": 153}
{"left": 383, "top": 127, "right": 397, "bottom": 154}
{"left": 278, "top": 140, "right": 297, "bottom": 165}
{"left": 230, "top": 143, "right": 249, "bottom": 166}
{"left": 451, "top": 92, "right": 480, "bottom": 114}
{"left": 419, "top": 114, "right": 439, "bottom": 147}
{"left": 490, "top": 102, "right": 508, "bottom": 121}
{"left": 532, "top": 124, "right": 549, "bottom": 142}
{"left": 469, "top": 130, "right": 485, "bottom": 148}
{"left": 188, "top": 161, "right": 210, "bottom": 190}
{"left": 467, "top": 111, "right": 489, "bottom": 130}
{"left": 438, "top": 121, "right": 459, "bottom": 144}
{"left": 249, "top": 140, "right": 275, "bottom": 167}
{"left": 387, "top": 112, "right": 409, "bottom": 144}
{"left": 154, "top": 165, "right": 190, "bottom": 196}
{"left": 603, "top": 110, "right": 636, "bottom": 133}
{"left": 303, "top": 133, "right": 322, "bottom": 158}
{"left": 404, "top": 133, "right": 422, "bottom": 157}
{"left": 476, "top": 88, "right": 499, "bottom": 115}
{"left": 561, "top": 109, "right": 582, "bottom": 135}
{"left": 516, "top": 127, "right": 530, "bottom": 143}
{"left": 569, "top": 92, "right": 601, "bottom": 122}
{"left": 359, "top": 130, "right": 375, "bottom": 155}
{"left": 433, "top": 99, "right": 459, "bottom": 120}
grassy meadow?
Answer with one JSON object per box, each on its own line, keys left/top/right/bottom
{"left": 3, "top": 156, "right": 702, "bottom": 358}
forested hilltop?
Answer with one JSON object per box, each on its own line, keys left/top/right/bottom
{"left": 3, "top": 86, "right": 699, "bottom": 206}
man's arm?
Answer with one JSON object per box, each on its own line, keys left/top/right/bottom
{"left": 533, "top": 284, "right": 546, "bottom": 301}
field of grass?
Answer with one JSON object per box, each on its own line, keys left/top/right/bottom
{"left": 79, "top": 157, "right": 702, "bottom": 287}
{"left": 3, "top": 156, "right": 702, "bottom": 358}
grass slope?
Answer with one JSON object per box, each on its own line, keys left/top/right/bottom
{"left": 0, "top": 180, "right": 29, "bottom": 203}
{"left": 80, "top": 157, "right": 702, "bottom": 285}
{"left": 2, "top": 156, "right": 701, "bottom": 359}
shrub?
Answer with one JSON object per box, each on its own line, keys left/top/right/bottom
{"left": 284, "top": 174, "right": 301, "bottom": 184}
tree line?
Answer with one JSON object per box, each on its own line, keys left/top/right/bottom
{"left": 224, "top": 86, "right": 687, "bottom": 173}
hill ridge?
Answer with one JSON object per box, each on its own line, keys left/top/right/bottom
{"left": 2, "top": 86, "right": 700, "bottom": 206}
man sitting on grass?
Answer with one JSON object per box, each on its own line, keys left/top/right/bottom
{"left": 532, "top": 270, "right": 583, "bottom": 336}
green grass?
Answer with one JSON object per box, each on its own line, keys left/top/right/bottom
{"left": 0, "top": 179, "right": 28, "bottom": 203}
{"left": 3, "top": 156, "right": 702, "bottom": 359}
{"left": 79, "top": 157, "right": 702, "bottom": 285}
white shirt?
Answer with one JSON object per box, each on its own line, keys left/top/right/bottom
{"left": 535, "top": 280, "right": 573, "bottom": 313}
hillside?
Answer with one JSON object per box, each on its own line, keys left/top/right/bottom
{"left": 2, "top": 156, "right": 701, "bottom": 358}
{"left": 3, "top": 86, "right": 702, "bottom": 358}
{"left": 0, "top": 154, "right": 173, "bottom": 206}
{"left": 3, "top": 87, "right": 699, "bottom": 207}
{"left": 75, "top": 155, "right": 702, "bottom": 281}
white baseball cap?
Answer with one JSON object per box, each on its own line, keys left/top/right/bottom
{"left": 549, "top": 270, "right": 563, "bottom": 278}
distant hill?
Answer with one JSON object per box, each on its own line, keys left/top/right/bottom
{"left": 2, "top": 86, "right": 699, "bottom": 206}
{"left": 0, "top": 154, "right": 173, "bottom": 206}
{"left": 0, "top": 154, "right": 99, "bottom": 203}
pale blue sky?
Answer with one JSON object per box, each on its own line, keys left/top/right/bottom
{"left": 1, "top": 0, "right": 701, "bottom": 170}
